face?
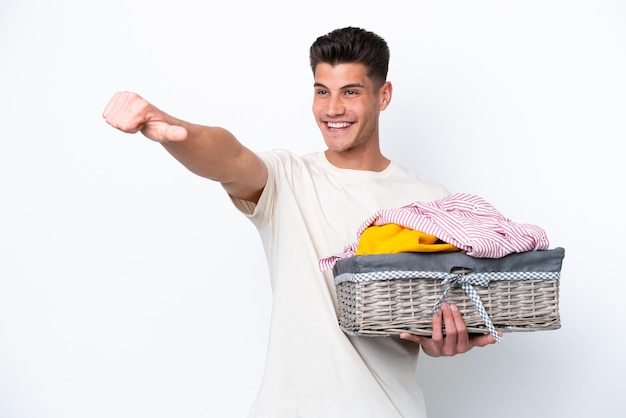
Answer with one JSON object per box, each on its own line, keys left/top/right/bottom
{"left": 312, "top": 62, "right": 391, "bottom": 155}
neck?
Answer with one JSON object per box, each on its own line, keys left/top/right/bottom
{"left": 324, "top": 149, "right": 390, "bottom": 172}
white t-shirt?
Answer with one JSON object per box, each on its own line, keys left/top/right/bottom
{"left": 231, "top": 150, "right": 450, "bottom": 418}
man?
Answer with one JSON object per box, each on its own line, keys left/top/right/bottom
{"left": 103, "top": 26, "right": 499, "bottom": 418}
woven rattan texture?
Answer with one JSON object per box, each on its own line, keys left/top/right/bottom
{"left": 336, "top": 277, "right": 560, "bottom": 336}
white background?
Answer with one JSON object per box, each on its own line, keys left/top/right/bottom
{"left": 1, "top": 1, "right": 625, "bottom": 417}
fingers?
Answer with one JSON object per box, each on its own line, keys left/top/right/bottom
{"left": 430, "top": 303, "right": 444, "bottom": 343}
{"left": 400, "top": 303, "right": 502, "bottom": 357}
{"left": 102, "top": 91, "right": 149, "bottom": 133}
{"left": 437, "top": 303, "right": 460, "bottom": 356}
{"left": 444, "top": 303, "right": 471, "bottom": 353}
{"left": 103, "top": 91, "right": 189, "bottom": 143}
{"left": 400, "top": 303, "right": 451, "bottom": 357}
{"left": 428, "top": 303, "right": 472, "bottom": 356}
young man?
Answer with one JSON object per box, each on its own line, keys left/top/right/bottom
{"left": 103, "top": 27, "right": 499, "bottom": 418}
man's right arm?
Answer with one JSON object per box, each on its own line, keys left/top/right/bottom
{"left": 102, "top": 91, "right": 268, "bottom": 203}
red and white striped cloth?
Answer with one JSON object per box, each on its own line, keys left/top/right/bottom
{"left": 319, "top": 193, "right": 549, "bottom": 271}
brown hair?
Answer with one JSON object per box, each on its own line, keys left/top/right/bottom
{"left": 309, "top": 27, "right": 390, "bottom": 87}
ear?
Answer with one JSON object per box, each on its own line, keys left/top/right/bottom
{"left": 379, "top": 81, "right": 393, "bottom": 110}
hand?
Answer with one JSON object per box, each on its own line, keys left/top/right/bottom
{"left": 102, "top": 91, "right": 188, "bottom": 143}
{"left": 399, "top": 302, "right": 502, "bottom": 357}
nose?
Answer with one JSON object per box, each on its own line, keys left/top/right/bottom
{"left": 326, "top": 95, "right": 346, "bottom": 117}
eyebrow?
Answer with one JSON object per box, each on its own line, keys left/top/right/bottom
{"left": 313, "top": 82, "right": 366, "bottom": 89}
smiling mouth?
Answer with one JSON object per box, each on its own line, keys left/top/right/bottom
{"left": 326, "top": 122, "right": 353, "bottom": 130}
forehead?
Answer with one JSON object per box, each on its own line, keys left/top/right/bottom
{"left": 313, "top": 62, "right": 373, "bottom": 89}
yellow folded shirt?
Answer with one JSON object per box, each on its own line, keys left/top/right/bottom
{"left": 355, "top": 223, "right": 460, "bottom": 255}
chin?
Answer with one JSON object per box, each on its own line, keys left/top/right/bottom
{"left": 324, "top": 138, "right": 352, "bottom": 152}
{"left": 326, "top": 145, "right": 351, "bottom": 154}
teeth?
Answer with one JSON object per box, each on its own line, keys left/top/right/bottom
{"left": 328, "top": 122, "right": 351, "bottom": 129}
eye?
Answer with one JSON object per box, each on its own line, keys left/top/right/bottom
{"left": 345, "top": 90, "right": 356, "bottom": 96}
{"left": 315, "top": 89, "right": 328, "bottom": 95}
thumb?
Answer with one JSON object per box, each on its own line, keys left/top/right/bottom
{"left": 163, "top": 124, "right": 188, "bottom": 142}
{"left": 142, "top": 121, "right": 188, "bottom": 143}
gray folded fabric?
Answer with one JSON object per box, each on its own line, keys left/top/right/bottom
{"left": 333, "top": 247, "right": 565, "bottom": 277}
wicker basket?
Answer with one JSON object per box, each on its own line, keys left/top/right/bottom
{"left": 334, "top": 248, "right": 564, "bottom": 339}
